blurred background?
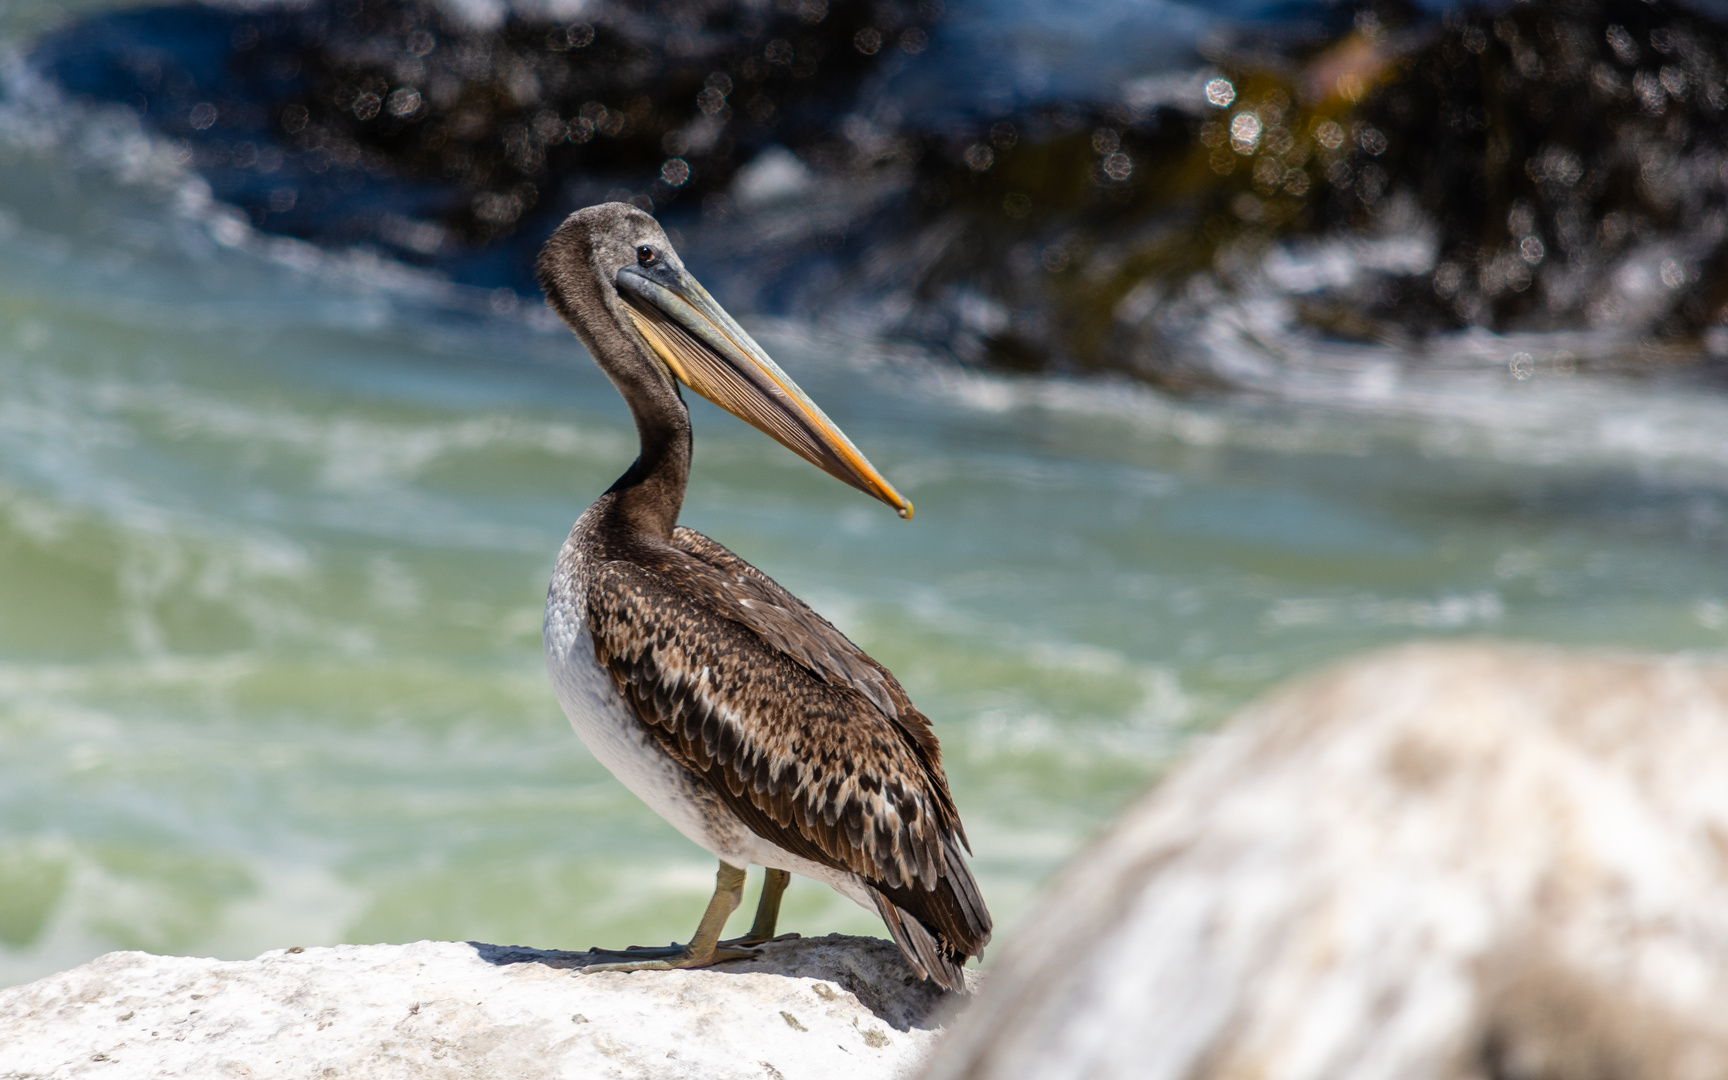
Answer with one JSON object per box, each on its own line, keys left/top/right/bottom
{"left": 2, "top": 0, "right": 1727, "bottom": 989}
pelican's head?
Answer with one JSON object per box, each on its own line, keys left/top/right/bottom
{"left": 537, "top": 202, "right": 912, "bottom": 519}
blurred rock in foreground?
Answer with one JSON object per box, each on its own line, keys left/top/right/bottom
{"left": 0, "top": 934, "right": 961, "bottom": 1079}
{"left": 923, "top": 643, "right": 1728, "bottom": 1080}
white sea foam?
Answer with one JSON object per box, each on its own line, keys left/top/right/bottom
{"left": 755, "top": 317, "right": 1728, "bottom": 489}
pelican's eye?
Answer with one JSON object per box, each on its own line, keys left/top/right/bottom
{"left": 637, "top": 246, "right": 656, "bottom": 266}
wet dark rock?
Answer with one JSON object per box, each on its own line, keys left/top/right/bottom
{"left": 32, "top": 0, "right": 933, "bottom": 287}
{"left": 884, "top": 0, "right": 1728, "bottom": 384}
{"left": 28, "top": 0, "right": 1728, "bottom": 386}
{"left": 1332, "top": 0, "right": 1728, "bottom": 340}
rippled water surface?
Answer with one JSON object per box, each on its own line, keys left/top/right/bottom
{"left": 4, "top": 11, "right": 1728, "bottom": 988}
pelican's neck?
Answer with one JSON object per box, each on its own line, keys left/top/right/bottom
{"left": 542, "top": 246, "right": 693, "bottom": 543}
{"left": 605, "top": 364, "right": 691, "bottom": 541}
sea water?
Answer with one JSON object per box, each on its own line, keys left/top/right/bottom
{"left": 3, "top": 8, "right": 1728, "bottom": 988}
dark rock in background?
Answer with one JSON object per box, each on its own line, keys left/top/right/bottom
{"left": 1354, "top": 0, "right": 1728, "bottom": 337}
{"left": 27, "top": 0, "right": 1728, "bottom": 386}
{"left": 33, "top": 0, "right": 934, "bottom": 288}
{"left": 884, "top": 0, "right": 1728, "bottom": 383}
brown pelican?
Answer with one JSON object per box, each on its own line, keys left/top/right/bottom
{"left": 537, "top": 203, "right": 991, "bottom": 991}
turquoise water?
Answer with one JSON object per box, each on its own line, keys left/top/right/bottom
{"left": 3, "top": 11, "right": 1728, "bottom": 988}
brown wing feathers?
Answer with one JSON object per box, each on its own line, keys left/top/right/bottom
{"left": 670, "top": 530, "right": 910, "bottom": 726}
{"left": 590, "top": 559, "right": 949, "bottom": 892}
{"left": 870, "top": 829, "right": 991, "bottom": 989}
{"left": 584, "top": 530, "right": 990, "bottom": 983}
{"left": 666, "top": 528, "right": 972, "bottom": 852}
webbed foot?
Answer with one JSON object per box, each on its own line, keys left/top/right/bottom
{"left": 582, "top": 942, "right": 761, "bottom": 973}
{"left": 577, "top": 861, "right": 754, "bottom": 976}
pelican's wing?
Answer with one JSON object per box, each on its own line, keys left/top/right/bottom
{"left": 669, "top": 529, "right": 947, "bottom": 773}
{"left": 583, "top": 544, "right": 991, "bottom": 984}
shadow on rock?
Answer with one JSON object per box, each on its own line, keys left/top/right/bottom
{"left": 470, "top": 931, "right": 967, "bottom": 1032}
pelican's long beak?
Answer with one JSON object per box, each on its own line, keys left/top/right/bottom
{"left": 616, "top": 262, "right": 912, "bottom": 519}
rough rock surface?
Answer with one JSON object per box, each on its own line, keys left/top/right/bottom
{"left": 0, "top": 933, "right": 965, "bottom": 1079}
{"left": 923, "top": 642, "right": 1728, "bottom": 1080}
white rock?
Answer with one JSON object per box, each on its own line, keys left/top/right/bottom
{"left": 1, "top": 934, "right": 965, "bottom": 1079}
{"left": 923, "top": 642, "right": 1728, "bottom": 1080}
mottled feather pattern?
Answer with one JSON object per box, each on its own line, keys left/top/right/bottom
{"left": 590, "top": 561, "right": 944, "bottom": 890}
{"left": 668, "top": 530, "right": 906, "bottom": 721}
{"left": 583, "top": 526, "right": 990, "bottom": 969}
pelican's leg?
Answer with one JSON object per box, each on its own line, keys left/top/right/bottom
{"left": 722, "top": 867, "right": 800, "bottom": 946}
{"left": 582, "top": 861, "right": 759, "bottom": 972}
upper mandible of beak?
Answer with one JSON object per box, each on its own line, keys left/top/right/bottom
{"left": 615, "top": 263, "right": 913, "bottom": 519}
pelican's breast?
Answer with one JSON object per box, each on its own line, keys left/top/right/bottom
{"left": 542, "top": 522, "right": 880, "bottom": 911}
{"left": 544, "top": 526, "right": 746, "bottom": 858}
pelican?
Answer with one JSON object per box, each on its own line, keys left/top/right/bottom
{"left": 536, "top": 203, "right": 991, "bottom": 991}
